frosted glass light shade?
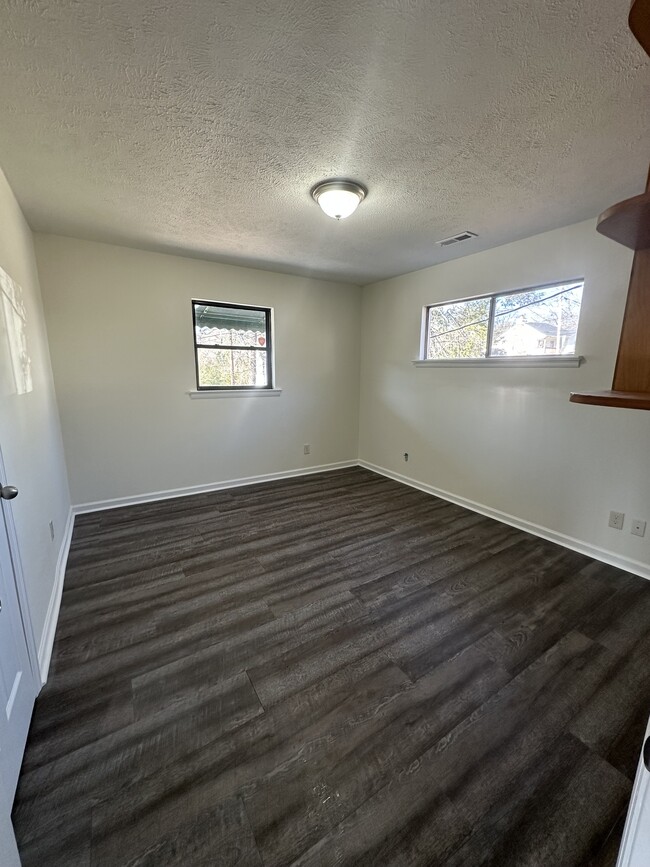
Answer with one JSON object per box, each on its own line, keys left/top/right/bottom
{"left": 311, "top": 180, "right": 366, "bottom": 220}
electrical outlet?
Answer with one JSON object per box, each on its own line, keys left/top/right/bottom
{"left": 303, "top": 444, "right": 311, "bottom": 455}
{"left": 608, "top": 511, "right": 625, "bottom": 530}
{"left": 49, "top": 520, "right": 55, "bottom": 541}
{"left": 631, "top": 519, "right": 646, "bottom": 538}
{"left": 403, "top": 452, "right": 409, "bottom": 462}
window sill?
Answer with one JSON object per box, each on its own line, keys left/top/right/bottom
{"left": 412, "top": 355, "right": 584, "bottom": 368}
{"left": 188, "top": 388, "right": 283, "bottom": 399}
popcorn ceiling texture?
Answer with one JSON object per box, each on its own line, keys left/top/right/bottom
{"left": 0, "top": 0, "right": 648, "bottom": 284}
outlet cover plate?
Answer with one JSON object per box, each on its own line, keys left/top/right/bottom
{"left": 608, "top": 511, "right": 625, "bottom": 530}
{"left": 631, "top": 519, "right": 646, "bottom": 538}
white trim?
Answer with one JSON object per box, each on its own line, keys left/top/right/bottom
{"left": 359, "top": 461, "right": 650, "bottom": 581}
{"left": 188, "top": 388, "right": 282, "bottom": 399}
{"left": 73, "top": 461, "right": 357, "bottom": 515}
{"left": 38, "top": 507, "right": 74, "bottom": 685}
{"left": 412, "top": 355, "right": 583, "bottom": 368}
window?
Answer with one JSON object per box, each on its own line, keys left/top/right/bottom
{"left": 423, "top": 280, "right": 584, "bottom": 360}
{"left": 192, "top": 300, "right": 273, "bottom": 389}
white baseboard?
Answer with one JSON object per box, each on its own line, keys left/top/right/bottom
{"left": 38, "top": 506, "right": 75, "bottom": 685}
{"left": 73, "top": 461, "right": 358, "bottom": 515}
{"left": 359, "top": 461, "right": 650, "bottom": 582}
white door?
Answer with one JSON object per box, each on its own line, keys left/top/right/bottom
{"left": 0, "top": 484, "right": 37, "bottom": 806}
{"left": 0, "top": 782, "right": 20, "bottom": 867}
{"left": 617, "top": 715, "right": 650, "bottom": 867}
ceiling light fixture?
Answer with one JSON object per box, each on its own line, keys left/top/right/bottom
{"left": 311, "top": 179, "right": 367, "bottom": 220}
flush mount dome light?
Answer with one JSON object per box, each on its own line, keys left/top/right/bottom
{"left": 311, "top": 179, "right": 367, "bottom": 220}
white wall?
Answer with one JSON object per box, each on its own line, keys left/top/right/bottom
{"left": 359, "top": 219, "right": 650, "bottom": 575}
{"left": 0, "top": 169, "right": 71, "bottom": 648}
{"left": 27, "top": 219, "right": 650, "bottom": 576}
{"left": 35, "top": 235, "right": 361, "bottom": 506}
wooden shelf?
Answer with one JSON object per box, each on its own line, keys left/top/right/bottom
{"left": 596, "top": 192, "right": 650, "bottom": 250}
{"left": 570, "top": 390, "right": 650, "bottom": 410}
{"left": 571, "top": 5, "right": 650, "bottom": 410}
{"left": 630, "top": 0, "right": 650, "bottom": 55}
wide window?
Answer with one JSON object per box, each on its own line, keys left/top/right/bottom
{"left": 423, "top": 280, "right": 584, "bottom": 360}
{"left": 192, "top": 300, "right": 273, "bottom": 389}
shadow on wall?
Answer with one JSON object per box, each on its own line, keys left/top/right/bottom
{"left": 0, "top": 265, "right": 33, "bottom": 395}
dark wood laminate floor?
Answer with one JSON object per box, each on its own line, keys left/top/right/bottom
{"left": 12, "top": 467, "right": 650, "bottom": 866}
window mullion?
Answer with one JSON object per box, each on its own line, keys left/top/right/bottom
{"left": 195, "top": 343, "right": 267, "bottom": 351}
{"left": 486, "top": 296, "right": 496, "bottom": 357}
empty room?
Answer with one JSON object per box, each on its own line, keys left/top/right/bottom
{"left": 1, "top": 0, "right": 650, "bottom": 865}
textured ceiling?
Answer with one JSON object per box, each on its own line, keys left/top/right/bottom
{"left": 0, "top": 0, "right": 648, "bottom": 284}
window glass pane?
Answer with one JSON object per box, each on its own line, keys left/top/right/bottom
{"left": 195, "top": 304, "right": 267, "bottom": 348}
{"left": 427, "top": 298, "right": 490, "bottom": 359}
{"left": 197, "top": 348, "right": 268, "bottom": 388}
{"left": 490, "top": 282, "right": 583, "bottom": 357}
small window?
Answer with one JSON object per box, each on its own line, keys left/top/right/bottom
{"left": 192, "top": 300, "right": 273, "bottom": 389}
{"left": 423, "top": 280, "right": 584, "bottom": 360}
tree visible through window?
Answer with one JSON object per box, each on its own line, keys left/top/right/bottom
{"left": 424, "top": 281, "right": 584, "bottom": 360}
{"left": 192, "top": 301, "right": 273, "bottom": 388}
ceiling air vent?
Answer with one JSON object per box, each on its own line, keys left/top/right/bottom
{"left": 436, "top": 231, "right": 478, "bottom": 247}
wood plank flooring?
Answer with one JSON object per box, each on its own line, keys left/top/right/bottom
{"left": 12, "top": 467, "right": 650, "bottom": 866}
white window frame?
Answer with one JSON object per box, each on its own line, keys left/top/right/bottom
{"left": 415, "top": 279, "right": 585, "bottom": 368}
